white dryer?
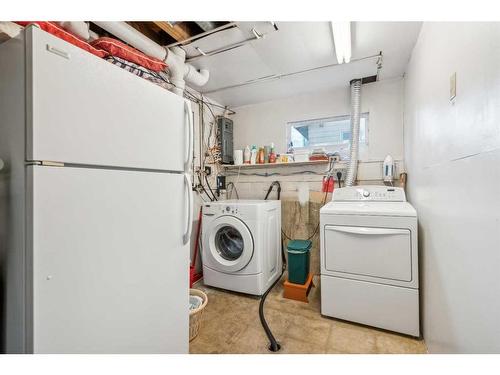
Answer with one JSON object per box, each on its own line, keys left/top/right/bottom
{"left": 201, "top": 200, "right": 282, "bottom": 296}
{"left": 320, "top": 186, "right": 419, "bottom": 336}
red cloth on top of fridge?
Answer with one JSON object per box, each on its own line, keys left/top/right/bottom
{"left": 15, "top": 21, "right": 109, "bottom": 58}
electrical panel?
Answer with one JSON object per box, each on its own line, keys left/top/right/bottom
{"left": 217, "top": 117, "right": 234, "bottom": 164}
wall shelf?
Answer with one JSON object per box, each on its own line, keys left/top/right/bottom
{"left": 222, "top": 160, "right": 331, "bottom": 170}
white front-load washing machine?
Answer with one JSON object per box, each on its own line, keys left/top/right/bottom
{"left": 201, "top": 200, "right": 282, "bottom": 296}
{"left": 320, "top": 186, "right": 419, "bottom": 336}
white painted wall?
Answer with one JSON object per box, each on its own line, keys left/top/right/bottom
{"left": 404, "top": 22, "right": 500, "bottom": 353}
{"left": 224, "top": 78, "right": 405, "bottom": 199}
{"left": 231, "top": 78, "right": 404, "bottom": 163}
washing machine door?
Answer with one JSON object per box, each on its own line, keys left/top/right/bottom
{"left": 205, "top": 215, "right": 254, "bottom": 273}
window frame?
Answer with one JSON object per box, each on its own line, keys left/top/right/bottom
{"left": 286, "top": 113, "right": 369, "bottom": 152}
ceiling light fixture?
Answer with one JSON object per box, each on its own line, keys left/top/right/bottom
{"left": 331, "top": 21, "right": 352, "bottom": 64}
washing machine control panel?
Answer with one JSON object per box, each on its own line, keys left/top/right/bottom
{"left": 203, "top": 204, "right": 240, "bottom": 216}
{"left": 222, "top": 205, "right": 239, "bottom": 215}
{"left": 333, "top": 186, "right": 406, "bottom": 202}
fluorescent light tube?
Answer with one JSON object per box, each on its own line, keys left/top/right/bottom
{"left": 331, "top": 21, "right": 351, "bottom": 64}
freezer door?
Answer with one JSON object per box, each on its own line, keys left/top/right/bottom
{"left": 26, "top": 27, "right": 191, "bottom": 172}
{"left": 27, "top": 165, "right": 189, "bottom": 353}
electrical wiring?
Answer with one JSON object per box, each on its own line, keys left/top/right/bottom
{"left": 197, "top": 174, "right": 214, "bottom": 202}
{"left": 204, "top": 174, "right": 218, "bottom": 201}
{"left": 184, "top": 86, "right": 235, "bottom": 116}
{"left": 281, "top": 229, "right": 292, "bottom": 241}
{"left": 187, "top": 89, "right": 224, "bottom": 203}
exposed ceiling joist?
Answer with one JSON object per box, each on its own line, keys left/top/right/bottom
{"left": 125, "top": 21, "right": 167, "bottom": 45}
{"left": 154, "top": 21, "right": 192, "bottom": 42}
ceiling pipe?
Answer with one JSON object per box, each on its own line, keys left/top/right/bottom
{"left": 94, "top": 22, "right": 167, "bottom": 60}
{"left": 196, "top": 21, "right": 218, "bottom": 32}
{"left": 57, "top": 21, "right": 91, "bottom": 40}
{"left": 93, "top": 21, "right": 209, "bottom": 95}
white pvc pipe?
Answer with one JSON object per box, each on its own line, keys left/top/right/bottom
{"left": 93, "top": 21, "right": 210, "bottom": 95}
{"left": 165, "top": 47, "right": 187, "bottom": 96}
{"left": 345, "top": 79, "right": 362, "bottom": 186}
{"left": 57, "top": 22, "right": 90, "bottom": 41}
{"left": 185, "top": 65, "right": 210, "bottom": 87}
{"left": 88, "top": 30, "right": 100, "bottom": 41}
{"left": 93, "top": 21, "right": 167, "bottom": 60}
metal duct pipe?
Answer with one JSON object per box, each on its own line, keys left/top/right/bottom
{"left": 93, "top": 22, "right": 210, "bottom": 95}
{"left": 345, "top": 79, "right": 362, "bottom": 186}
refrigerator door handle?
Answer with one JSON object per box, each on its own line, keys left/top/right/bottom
{"left": 183, "top": 173, "right": 193, "bottom": 245}
{"left": 184, "top": 101, "right": 194, "bottom": 173}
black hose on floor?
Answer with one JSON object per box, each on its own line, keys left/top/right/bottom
{"left": 260, "top": 181, "right": 286, "bottom": 352}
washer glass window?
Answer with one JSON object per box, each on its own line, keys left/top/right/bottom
{"left": 215, "top": 225, "right": 244, "bottom": 261}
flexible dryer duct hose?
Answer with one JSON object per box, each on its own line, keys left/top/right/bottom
{"left": 345, "top": 79, "right": 362, "bottom": 186}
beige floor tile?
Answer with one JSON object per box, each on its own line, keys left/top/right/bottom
{"left": 285, "top": 313, "right": 332, "bottom": 347}
{"left": 374, "top": 331, "right": 427, "bottom": 354}
{"left": 278, "top": 336, "right": 327, "bottom": 354}
{"left": 326, "top": 321, "right": 377, "bottom": 354}
{"left": 190, "top": 280, "right": 426, "bottom": 355}
{"left": 224, "top": 326, "right": 276, "bottom": 354}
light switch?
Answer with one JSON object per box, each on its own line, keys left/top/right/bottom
{"left": 450, "top": 72, "right": 457, "bottom": 101}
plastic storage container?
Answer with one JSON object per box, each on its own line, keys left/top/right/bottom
{"left": 286, "top": 239, "right": 312, "bottom": 285}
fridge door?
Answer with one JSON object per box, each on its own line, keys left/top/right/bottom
{"left": 26, "top": 26, "right": 190, "bottom": 172}
{"left": 27, "top": 165, "right": 189, "bottom": 353}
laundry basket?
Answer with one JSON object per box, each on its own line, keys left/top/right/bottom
{"left": 189, "top": 289, "right": 208, "bottom": 341}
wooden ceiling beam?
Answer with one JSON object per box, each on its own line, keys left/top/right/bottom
{"left": 153, "top": 21, "right": 192, "bottom": 43}
{"left": 126, "top": 21, "right": 167, "bottom": 45}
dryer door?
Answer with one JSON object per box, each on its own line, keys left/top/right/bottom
{"left": 205, "top": 216, "right": 254, "bottom": 273}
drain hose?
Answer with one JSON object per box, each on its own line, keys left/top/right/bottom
{"left": 345, "top": 79, "right": 362, "bottom": 186}
{"left": 258, "top": 258, "right": 286, "bottom": 352}
{"left": 259, "top": 181, "right": 286, "bottom": 352}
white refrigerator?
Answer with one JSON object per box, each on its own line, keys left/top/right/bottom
{"left": 0, "top": 26, "right": 193, "bottom": 353}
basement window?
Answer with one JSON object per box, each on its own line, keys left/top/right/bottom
{"left": 286, "top": 113, "right": 368, "bottom": 156}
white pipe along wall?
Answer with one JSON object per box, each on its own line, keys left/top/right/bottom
{"left": 93, "top": 22, "right": 209, "bottom": 96}
{"left": 404, "top": 22, "right": 500, "bottom": 353}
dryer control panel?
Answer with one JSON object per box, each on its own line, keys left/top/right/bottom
{"left": 332, "top": 186, "right": 406, "bottom": 202}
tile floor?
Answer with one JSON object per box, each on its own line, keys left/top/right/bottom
{"left": 189, "top": 276, "right": 427, "bottom": 354}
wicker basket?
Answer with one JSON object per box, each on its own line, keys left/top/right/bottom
{"left": 189, "top": 289, "right": 208, "bottom": 341}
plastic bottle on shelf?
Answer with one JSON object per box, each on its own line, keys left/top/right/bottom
{"left": 244, "top": 145, "right": 251, "bottom": 164}
{"left": 269, "top": 143, "right": 276, "bottom": 163}
{"left": 258, "top": 147, "right": 264, "bottom": 164}
{"left": 250, "top": 145, "right": 257, "bottom": 165}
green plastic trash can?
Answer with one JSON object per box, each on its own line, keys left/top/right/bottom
{"left": 286, "top": 239, "right": 312, "bottom": 285}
